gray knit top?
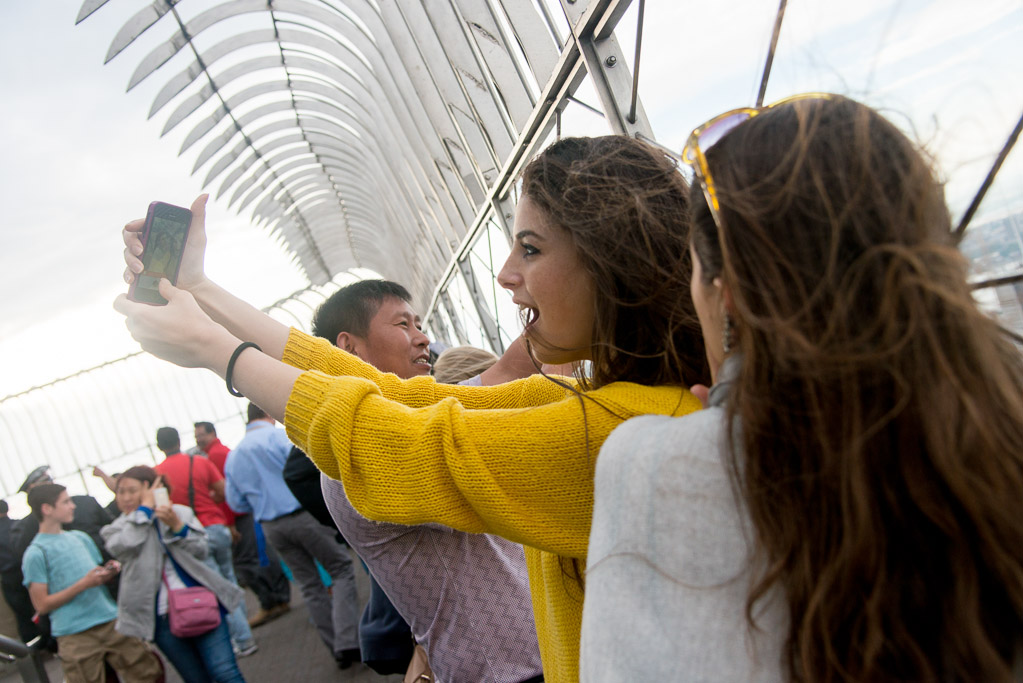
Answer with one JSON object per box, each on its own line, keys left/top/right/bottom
{"left": 581, "top": 357, "right": 788, "bottom": 682}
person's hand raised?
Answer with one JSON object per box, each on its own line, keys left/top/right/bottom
{"left": 139, "top": 476, "right": 164, "bottom": 510}
{"left": 113, "top": 279, "right": 238, "bottom": 371}
{"left": 139, "top": 480, "right": 155, "bottom": 510}
{"left": 154, "top": 505, "right": 184, "bottom": 534}
{"left": 123, "top": 194, "right": 209, "bottom": 292}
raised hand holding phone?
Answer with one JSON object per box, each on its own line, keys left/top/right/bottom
{"left": 123, "top": 194, "right": 208, "bottom": 295}
{"left": 140, "top": 476, "right": 164, "bottom": 509}
{"left": 115, "top": 193, "right": 299, "bottom": 420}
{"left": 127, "top": 201, "right": 193, "bottom": 304}
{"left": 154, "top": 503, "right": 184, "bottom": 533}
{"left": 115, "top": 277, "right": 236, "bottom": 369}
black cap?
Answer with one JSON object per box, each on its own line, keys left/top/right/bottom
{"left": 19, "top": 466, "right": 52, "bottom": 493}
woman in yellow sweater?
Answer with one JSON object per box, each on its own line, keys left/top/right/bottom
{"left": 115, "top": 136, "right": 709, "bottom": 681}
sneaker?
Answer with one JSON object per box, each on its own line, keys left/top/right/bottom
{"left": 234, "top": 641, "right": 259, "bottom": 657}
{"left": 248, "top": 609, "right": 272, "bottom": 628}
{"left": 249, "top": 603, "right": 290, "bottom": 627}
{"left": 335, "top": 648, "right": 361, "bottom": 670}
{"left": 268, "top": 602, "right": 291, "bottom": 619}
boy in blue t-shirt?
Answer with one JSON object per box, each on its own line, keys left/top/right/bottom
{"left": 22, "top": 483, "right": 162, "bottom": 683}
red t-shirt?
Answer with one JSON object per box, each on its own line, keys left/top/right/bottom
{"left": 155, "top": 453, "right": 227, "bottom": 527}
{"left": 205, "top": 439, "right": 231, "bottom": 473}
{"left": 203, "top": 439, "right": 237, "bottom": 524}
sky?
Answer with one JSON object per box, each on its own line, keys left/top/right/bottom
{"left": 0, "top": 0, "right": 309, "bottom": 398}
{"left": 1, "top": 0, "right": 1021, "bottom": 509}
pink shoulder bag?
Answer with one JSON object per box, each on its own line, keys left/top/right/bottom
{"left": 157, "top": 516, "right": 221, "bottom": 638}
{"left": 161, "top": 569, "right": 221, "bottom": 638}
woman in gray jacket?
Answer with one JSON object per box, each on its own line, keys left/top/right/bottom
{"left": 101, "top": 466, "right": 246, "bottom": 683}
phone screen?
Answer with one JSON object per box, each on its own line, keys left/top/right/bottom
{"left": 130, "top": 202, "right": 191, "bottom": 304}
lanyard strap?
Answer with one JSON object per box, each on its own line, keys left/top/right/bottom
{"left": 155, "top": 522, "right": 197, "bottom": 588}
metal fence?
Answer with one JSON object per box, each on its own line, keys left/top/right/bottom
{"left": 0, "top": 281, "right": 348, "bottom": 503}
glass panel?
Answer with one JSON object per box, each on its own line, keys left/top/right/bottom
{"left": 539, "top": 0, "right": 572, "bottom": 47}
{"left": 559, "top": 73, "right": 616, "bottom": 138}
{"left": 445, "top": 269, "right": 491, "bottom": 351}
{"left": 466, "top": 217, "right": 521, "bottom": 350}
{"left": 973, "top": 280, "right": 1023, "bottom": 345}
{"left": 614, "top": 0, "right": 782, "bottom": 149}
{"left": 962, "top": 215, "right": 1023, "bottom": 283}
{"left": 0, "top": 353, "right": 249, "bottom": 511}
{"left": 765, "top": 0, "right": 1023, "bottom": 225}
{"left": 961, "top": 149, "right": 1023, "bottom": 338}
{"left": 425, "top": 305, "right": 453, "bottom": 349}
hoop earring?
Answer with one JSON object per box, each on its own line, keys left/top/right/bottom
{"left": 722, "top": 314, "right": 735, "bottom": 354}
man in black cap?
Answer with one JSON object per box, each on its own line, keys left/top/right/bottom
{"left": 18, "top": 466, "right": 51, "bottom": 493}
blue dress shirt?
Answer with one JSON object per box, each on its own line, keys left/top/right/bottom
{"left": 225, "top": 420, "right": 302, "bottom": 522}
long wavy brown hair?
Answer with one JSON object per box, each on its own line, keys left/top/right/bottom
{"left": 691, "top": 96, "right": 1023, "bottom": 681}
{"left": 521, "top": 135, "right": 710, "bottom": 391}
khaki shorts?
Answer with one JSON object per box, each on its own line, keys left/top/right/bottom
{"left": 57, "top": 620, "right": 163, "bottom": 683}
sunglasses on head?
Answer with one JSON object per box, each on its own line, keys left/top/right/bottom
{"left": 681, "top": 93, "right": 835, "bottom": 228}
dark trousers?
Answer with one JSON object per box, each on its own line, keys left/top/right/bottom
{"left": 1, "top": 572, "right": 55, "bottom": 650}
{"left": 231, "top": 514, "right": 290, "bottom": 610}
{"left": 359, "top": 575, "right": 413, "bottom": 674}
{"left": 262, "top": 510, "right": 360, "bottom": 655}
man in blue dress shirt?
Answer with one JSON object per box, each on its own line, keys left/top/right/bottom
{"left": 224, "top": 402, "right": 361, "bottom": 669}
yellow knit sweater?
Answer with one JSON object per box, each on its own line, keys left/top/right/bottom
{"left": 281, "top": 329, "right": 701, "bottom": 682}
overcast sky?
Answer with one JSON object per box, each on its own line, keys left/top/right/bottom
{"left": 0, "top": 0, "right": 309, "bottom": 398}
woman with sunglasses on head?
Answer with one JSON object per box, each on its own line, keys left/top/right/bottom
{"left": 115, "top": 135, "right": 709, "bottom": 682}
{"left": 581, "top": 95, "right": 1023, "bottom": 682}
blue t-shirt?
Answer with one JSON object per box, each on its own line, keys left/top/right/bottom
{"left": 21, "top": 530, "right": 117, "bottom": 637}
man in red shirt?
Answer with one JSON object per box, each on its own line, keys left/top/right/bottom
{"left": 192, "top": 422, "right": 237, "bottom": 531}
{"left": 194, "top": 421, "right": 290, "bottom": 627}
{"left": 193, "top": 422, "right": 231, "bottom": 474}
{"left": 153, "top": 426, "right": 257, "bottom": 656}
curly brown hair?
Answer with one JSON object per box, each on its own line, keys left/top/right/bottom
{"left": 520, "top": 135, "right": 711, "bottom": 593}
{"left": 520, "top": 135, "right": 709, "bottom": 391}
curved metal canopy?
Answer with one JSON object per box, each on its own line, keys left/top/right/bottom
{"left": 75, "top": 0, "right": 1021, "bottom": 346}
{"left": 75, "top": 0, "right": 608, "bottom": 316}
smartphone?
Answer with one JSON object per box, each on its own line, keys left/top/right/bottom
{"left": 152, "top": 486, "right": 170, "bottom": 508}
{"left": 127, "top": 201, "right": 192, "bottom": 305}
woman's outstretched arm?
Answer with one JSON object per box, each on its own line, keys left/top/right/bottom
{"left": 114, "top": 278, "right": 301, "bottom": 420}
{"left": 284, "top": 369, "right": 700, "bottom": 558}
{"left": 113, "top": 282, "right": 564, "bottom": 420}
